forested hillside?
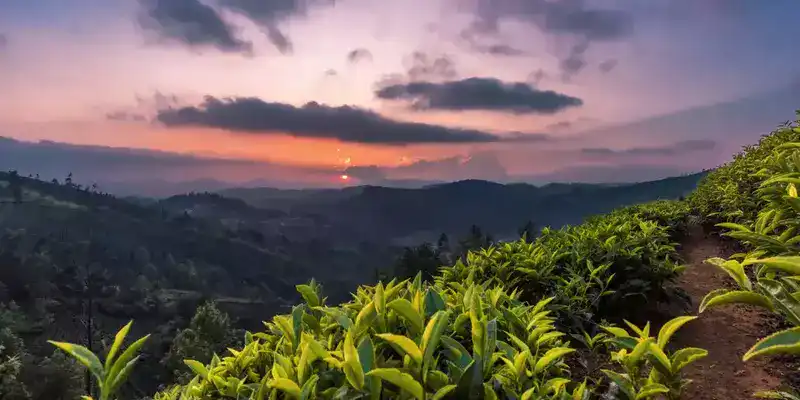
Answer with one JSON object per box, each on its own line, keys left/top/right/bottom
{"left": 28, "top": 113, "right": 799, "bottom": 399}
{"left": 219, "top": 174, "right": 705, "bottom": 243}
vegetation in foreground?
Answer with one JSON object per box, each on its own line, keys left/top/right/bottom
{"left": 5, "top": 112, "right": 800, "bottom": 398}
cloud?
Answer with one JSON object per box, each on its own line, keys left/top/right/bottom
{"left": 137, "top": 0, "right": 253, "bottom": 54}
{"left": 467, "top": 0, "right": 633, "bottom": 40}
{"left": 375, "top": 52, "right": 460, "bottom": 89}
{"left": 344, "top": 151, "right": 509, "bottom": 184}
{"left": 405, "top": 52, "right": 459, "bottom": 81}
{"left": 527, "top": 164, "right": 690, "bottom": 184}
{"left": 154, "top": 96, "right": 552, "bottom": 145}
{"left": 375, "top": 77, "right": 583, "bottom": 114}
{"left": 342, "top": 165, "right": 386, "bottom": 182}
{"left": 581, "top": 139, "right": 716, "bottom": 158}
{"left": 218, "top": 0, "right": 335, "bottom": 54}
{"left": 527, "top": 69, "right": 547, "bottom": 85}
{"left": 475, "top": 43, "right": 527, "bottom": 57}
{"left": 559, "top": 40, "right": 589, "bottom": 81}
{"left": 347, "top": 48, "right": 372, "bottom": 64}
{"left": 324, "top": 69, "right": 338, "bottom": 77}
{"left": 458, "top": 29, "right": 527, "bottom": 57}
{"left": 106, "top": 111, "right": 147, "bottom": 122}
{"left": 0, "top": 33, "right": 7, "bottom": 49}
{"left": 598, "top": 59, "right": 618, "bottom": 73}
{"left": 465, "top": 0, "right": 633, "bottom": 79}
{"left": 545, "top": 121, "right": 572, "bottom": 131}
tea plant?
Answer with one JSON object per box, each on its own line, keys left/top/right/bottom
{"left": 48, "top": 321, "right": 149, "bottom": 400}
{"left": 600, "top": 316, "right": 706, "bottom": 400}
{"left": 151, "top": 277, "right": 590, "bottom": 399}
{"left": 437, "top": 212, "right": 685, "bottom": 332}
{"left": 695, "top": 114, "right": 800, "bottom": 398}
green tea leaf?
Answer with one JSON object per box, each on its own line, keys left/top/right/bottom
{"left": 183, "top": 359, "right": 209, "bottom": 379}
{"left": 533, "top": 347, "right": 574, "bottom": 375}
{"left": 105, "top": 321, "right": 132, "bottom": 371}
{"left": 699, "top": 289, "right": 774, "bottom": 313}
{"left": 656, "top": 316, "right": 696, "bottom": 349}
{"left": 744, "top": 326, "right": 800, "bottom": 361}
{"left": 366, "top": 368, "right": 424, "bottom": 400}
{"left": 376, "top": 333, "right": 422, "bottom": 365}
{"left": 48, "top": 340, "right": 105, "bottom": 384}
{"left": 387, "top": 299, "right": 424, "bottom": 335}
{"left": 269, "top": 377, "right": 302, "bottom": 399}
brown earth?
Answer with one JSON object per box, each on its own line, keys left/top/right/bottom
{"left": 673, "top": 229, "right": 783, "bottom": 399}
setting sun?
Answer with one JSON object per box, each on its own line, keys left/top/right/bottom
{"left": 340, "top": 174, "right": 350, "bottom": 181}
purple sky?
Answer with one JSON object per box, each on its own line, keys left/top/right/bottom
{"left": 1, "top": 0, "right": 799, "bottom": 189}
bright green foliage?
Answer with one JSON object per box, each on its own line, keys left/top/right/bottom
{"left": 694, "top": 113, "right": 800, "bottom": 398}
{"left": 153, "top": 278, "right": 592, "bottom": 399}
{"left": 48, "top": 321, "right": 150, "bottom": 400}
{"left": 437, "top": 211, "right": 684, "bottom": 331}
{"left": 689, "top": 116, "right": 800, "bottom": 224}
{"left": 599, "top": 316, "right": 706, "bottom": 400}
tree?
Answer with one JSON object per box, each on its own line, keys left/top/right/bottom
{"left": 457, "top": 225, "right": 493, "bottom": 258}
{"left": 53, "top": 262, "right": 115, "bottom": 397}
{"left": 8, "top": 170, "right": 22, "bottom": 204}
{"left": 518, "top": 220, "right": 537, "bottom": 242}
{"left": 162, "top": 301, "right": 240, "bottom": 383}
{"left": 0, "top": 331, "right": 29, "bottom": 400}
{"left": 393, "top": 243, "right": 442, "bottom": 282}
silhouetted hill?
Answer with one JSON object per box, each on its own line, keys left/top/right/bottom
{"left": 220, "top": 172, "right": 708, "bottom": 243}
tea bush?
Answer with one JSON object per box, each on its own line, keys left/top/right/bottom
{"left": 437, "top": 211, "right": 685, "bottom": 332}
{"left": 692, "top": 114, "right": 800, "bottom": 398}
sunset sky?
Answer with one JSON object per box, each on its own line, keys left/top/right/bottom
{"left": 2, "top": 0, "right": 800, "bottom": 191}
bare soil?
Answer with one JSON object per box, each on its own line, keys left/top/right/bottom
{"left": 673, "top": 229, "right": 783, "bottom": 399}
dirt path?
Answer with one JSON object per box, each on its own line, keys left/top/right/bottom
{"left": 673, "top": 230, "right": 782, "bottom": 399}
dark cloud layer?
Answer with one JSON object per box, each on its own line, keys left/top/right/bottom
{"left": 137, "top": 0, "right": 253, "bottom": 54}
{"left": 375, "top": 77, "right": 583, "bottom": 114}
{"left": 347, "top": 48, "right": 373, "bottom": 64}
{"left": 154, "top": 96, "right": 550, "bottom": 145}
{"left": 581, "top": 140, "right": 716, "bottom": 158}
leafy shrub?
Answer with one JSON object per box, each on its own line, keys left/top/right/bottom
{"left": 162, "top": 301, "right": 242, "bottom": 384}
{"left": 154, "top": 277, "right": 586, "bottom": 399}
{"left": 48, "top": 321, "right": 149, "bottom": 400}
{"left": 437, "top": 212, "right": 684, "bottom": 331}
{"left": 689, "top": 115, "right": 800, "bottom": 225}
{"left": 695, "top": 114, "right": 800, "bottom": 398}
